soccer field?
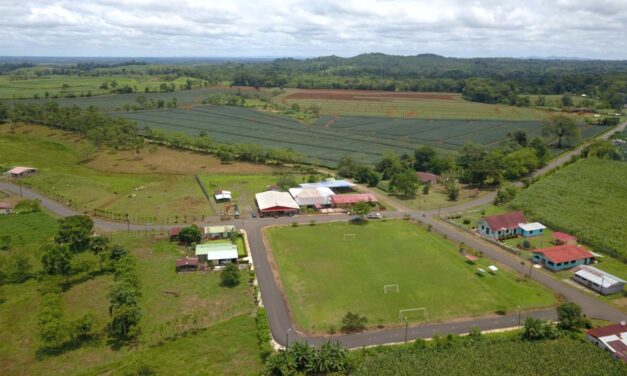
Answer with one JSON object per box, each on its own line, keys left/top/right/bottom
{"left": 266, "top": 220, "right": 556, "bottom": 333}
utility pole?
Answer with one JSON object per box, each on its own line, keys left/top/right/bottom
{"left": 285, "top": 328, "right": 292, "bottom": 349}
{"left": 517, "top": 305, "right": 521, "bottom": 326}
{"left": 404, "top": 317, "right": 409, "bottom": 343}
{"left": 18, "top": 180, "right": 23, "bottom": 198}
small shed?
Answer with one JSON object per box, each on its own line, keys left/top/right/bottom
{"left": 169, "top": 227, "right": 182, "bottom": 242}
{"left": 6, "top": 166, "right": 38, "bottom": 178}
{"left": 214, "top": 190, "right": 232, "bottom": 201}
{"left": 195, "top": 242, "right": 238, "bottom": 265}
{"left": 175, "top": 257, "right": 199, "bottom": 272}
{"left": 416, "top": 171, "right": 439, "bottom": 185}
{"left": 553, "top": 232, "right": 576, "bottom": 245}
{"left": 517, "top": 222, "right": 546, "bottom": 237}
{"left": 202, "top": 225, "right": 235, "bottom": 240}
{"left": 573, "top": 265, "right": 625, "bottom": 295}
{"left": 0, "top": 202, "right": 12, "bottom": 215}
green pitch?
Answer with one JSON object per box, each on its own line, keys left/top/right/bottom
{"left": 266, "top": 220, "right": 556, "bottom": 333}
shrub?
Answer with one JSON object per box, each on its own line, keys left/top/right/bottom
{"left": 463, "top": 218, "right": 471, "bottom": 225}
{"left": 341, "top": 311, "right": 368, "bottom": 333}
{"left": 220, "top": 263, "right": 241, "bottom": 287}
{"left": 256, "top": 307, "right": 273, "bottom": 361}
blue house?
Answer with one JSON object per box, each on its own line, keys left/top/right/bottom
{"left": 532, "top": 244, "right": 595, "bottom": 272}
{"left": 517, "top": 222, "right": 546, "bottom": 237}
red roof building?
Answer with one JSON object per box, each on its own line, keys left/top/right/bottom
{"left": 478, "top": 211, "right": 527, "bottom": 238}
{"left": 532, "top": 244, "right": 595, "bottom": 271}
{"left": 416, "top": 171, "right": 439, "bottom": 184}
{"left": 586, "top": 322, "right": 627, "bottom": 362}
{"left": 553, "top": 232, "right": 576, "bottom": 245}
{"left": 330, "top": 193, "right": 378, "bottom": 207}
{"left": 175, "top": 256, "right": 199, "bottom": 272}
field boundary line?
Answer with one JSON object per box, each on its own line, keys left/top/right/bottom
{"left": 195, "top": 174, "right": 217, "bottom": 214}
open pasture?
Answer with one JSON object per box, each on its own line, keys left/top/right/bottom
{"left": 277, "top": 88, "right": 551, "bottom": 120}
{"left": 265, "top": 220, "right": 556, "bottom": 333}
{"left": 119, "top": 105, "right": 607, "bottom": 165}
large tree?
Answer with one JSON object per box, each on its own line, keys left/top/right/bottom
{"left": 41, "top": 244, "right": 73, "bottom": 276}
{"left": 389, "top": 169, "right": 418, "bottom": 198}
{"left": 542, "top": 116, "right": 580, "bottom": 148}
{"left": 55, "top": 215, "right": 94, "bottom": 252}
{"left": 178, "top": 225, "right": 202, "bottom": 245}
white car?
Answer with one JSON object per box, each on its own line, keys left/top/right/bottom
{"left": 367, "top": 212, "right": 383, "bottom": 219}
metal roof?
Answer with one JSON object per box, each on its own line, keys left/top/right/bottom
{"left": 195, "top": 242, "right": 238, "bottom": 260}
{"left": 518, "top": 222, "right": 547, "bottom": 231}
{"left": 204, "top": 225, "right": 235, "bottom": 234}
{"left": 299, "top": 179, "right": 355, "bottom": 189}
{"left": 255, "top": 191, "right": 299, "bottom": 211}
{"left": 288, "top": 187, "right": 335, "bottom": 206}
{"left": 574, "top": 265, "right": 625, "bottom": 288}
{"left": 7, "top": 166, "right": 36, "bottom": 174}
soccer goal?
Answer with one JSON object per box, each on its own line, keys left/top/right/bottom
{"left": 343, "top": 233, "right": 356, "bottom": 241}
{"left": 399, "top": 308, "right": 428, "bottom": 322}
{"left": 383, "top": 284, "right": 399, "bottom": 294}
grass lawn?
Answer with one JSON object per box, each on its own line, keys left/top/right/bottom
{"left": 0, "top": 210, "right": 259, "bottom": 375}
{"left": 513, "top": 158, "right": 627, "bottom": 261}
{"left": 449, "top": 204, "right": 508, "bottom": 229}
{"left": 0, "top": 124, "right": 292, "bottom": 223}
{"left": 266, "top": 220, "right": 557, "bottom": 333}
{"left": 377, "top": 181, "right": 489, "bottom": 211}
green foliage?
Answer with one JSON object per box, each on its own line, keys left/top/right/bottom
{"left": 494, "top": 185, "right": 519, "bottom": 206}
{"left": 582, "top": 140, "right": 623, "bottom": 160}
{"left": 0, "top": 252, "right": 32, "bottom": 284}
{"left": 445, "top": 181, "right": 460, "bottom": 201}
{"left": 350, "top": 202, "right": 372, "bottom": 221}
{"left": 556, "top": 303, "right": 590, "bottom": 331}
{"left": 542, "top": 115, "right": 580, "bottom": 148}
{"left": 522, "top": 317, "right": 560, "bottom": 340}
{"left": 41, "top": 244, "right": 73, "bottom": 276}
{"left": 256, "top": 307, "right": 273, "bottom": 361}
{"left": 13, "top": 199, "right": 41, "bottom": 214}
{"left": 121, "top": 354, "right": 156, "bottom": 376}
{"left": 55, "top": 215, "right": 94, "bottom": 252}
{"left": 265, "top": 341, "right": 349, "bottom": 376}
{"left": 341, "top": 311, "right": 368, "bottom": 333}
{"left": 178, "top": 225, "right": 202, "bottom": 245}
{"left": 276, "top": 174, "right": 298, "bottom": 190}
{"left": 377, "top": 152, "right": 405, "bottom": 180}
{"left": 389, "top": 169, "right": 418, "bottom": 198}
{"left": 108, "top": 255, "right": 142, "bottom": 342}
{"left": 503, "top": 148, "right": 540, "bottom": 179}
{"left": 220, "top": 263, "right": 241, "bottom": 287}
{"left": 37, "top": 291, "right": 67, "bottom": 350}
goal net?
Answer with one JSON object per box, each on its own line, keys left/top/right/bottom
{"left": 343, "top": 233, "right": 356, "bottom": 241}
{"left": 383, "top": 284, "right": 399, "bottom": 294}
{"left": 399, "top": 308, "right": 428, "bottom": 322}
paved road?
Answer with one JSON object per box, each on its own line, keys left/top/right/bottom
{"left": 1, "top": 121, "right": 625, "bottom": 348}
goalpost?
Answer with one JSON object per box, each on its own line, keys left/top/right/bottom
{"left": 343, "top": 233, "right": 356, "bottom": 241}
{"left": 399, "top": 308, "right": 428, "bottom": 322}
{"left": 383, "top": 284, "right": 399, "bottom": 294}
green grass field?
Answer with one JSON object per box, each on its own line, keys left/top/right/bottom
{"left": 0, "top": 73, "right": 202, "bottom": 100}
{"left": 266, "top": 220, "right": 556, "bottom": 333}
{"left": 513, "top": 158, "right": 627, "bottom": 261}
{"left": 0, "top": 124, "right": 288, "bottom": 223}
{"left": 0, "top": 211, "right": 261, "bottom": 375}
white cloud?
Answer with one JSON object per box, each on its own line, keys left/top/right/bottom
{"left": 0, "top": 0, "right": 626, "bottom": 58}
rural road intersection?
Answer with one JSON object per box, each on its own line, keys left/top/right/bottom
{"left": 1, "top": 121, "right": 625, "bottom": 348}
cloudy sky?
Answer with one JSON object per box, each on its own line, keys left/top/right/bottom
{"left": 1, "top": 0, "right": 626, "bottom": 59}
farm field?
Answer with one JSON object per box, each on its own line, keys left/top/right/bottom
{"left": 0, "top": 124, "right": 287, "bottom": 223}
{"left": 513, "top": 158, "right": 627, "bottom": 261}
{"left": 1, "top": 85, "right": 262, "bottom": 111}
{"left": 0, "top": 219, "right": 261, "bottom": 376}
{"left": 265, "top": 220, "right": 556, "bottom": 333}
{"left": 352, "top": 336, "right": 627, "bottom": 376}
{"left": 117, "top": 105, "right": 608, "bottom": 166}
{"left": 0, "top": 73, "right": 202, "bottom": 100}
{"left": 276, "top": 89, "right": 552, "bottom": 120}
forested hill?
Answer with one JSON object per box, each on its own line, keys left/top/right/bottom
{"left": 226, "top": 53, "right": 627, "bottom": 106}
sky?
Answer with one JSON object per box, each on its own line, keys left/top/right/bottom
{"left": 1, "top": 0, "right": 627, "bottom": 59}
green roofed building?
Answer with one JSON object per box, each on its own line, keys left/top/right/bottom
{"left": 195, "top": 242, "right": 238, "bottom": 265}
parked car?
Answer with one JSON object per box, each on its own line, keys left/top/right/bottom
{"left": 367, "top": 212, "right": 383, "bottom": 219}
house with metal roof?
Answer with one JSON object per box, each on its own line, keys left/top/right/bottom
{"left": 532, "top": 244, "right": 595, "bottom": 271}
{"left": 517, "top": 222, "right": 547, "bottom": 237}
{"left": 202, "top": 225, "right": 235, "bottom": 239}
{"left": 288, "top": 187, "right": 335, "bottom": 207}
{"left": 478, "top": 211, "right": 527, "bottom": 239}
{"left": 416, "top": 171, "right": 439, "bottom": 185}
{"left": 195, "top": 242, "right": 238, "bottom": 265}
{"left": 175, "top": 256, "right": 199, "bottom": 272}
{"left": 255, "top": 191, "right": 299, "bottom": 216}
{"left": 586, "top": 322, "right": 627, "bottom": 362}
{"left": 6, "top": 166, "right": 37, "bottom": 178}
{"left": 572, "top": 265, "right": 625, "bottom": 295}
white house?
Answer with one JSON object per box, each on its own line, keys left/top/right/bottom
{"left": 195, "top": 242, "right": 238, "bottom": 265}
{"left": 573, "top": 265, "right": 625, "bottom": 295}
